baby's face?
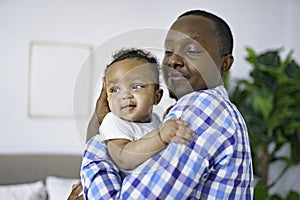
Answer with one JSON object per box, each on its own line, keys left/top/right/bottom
{"left": 105, "top": 58, "right": 162, "bottom": 122}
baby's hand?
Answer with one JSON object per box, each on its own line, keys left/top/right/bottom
{"left": 158, "top": 119, "right": 194, "bottom": 145}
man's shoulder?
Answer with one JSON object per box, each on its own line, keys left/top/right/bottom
{"left": 176, "top": 89, "right": 211, "bottom": 104}
{"left": 178, "top": 85, "right": 228, "bottom": 104}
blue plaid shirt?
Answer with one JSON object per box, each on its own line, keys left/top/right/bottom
{"left": 81, "top": 85, "right": 253, "bottom": 199}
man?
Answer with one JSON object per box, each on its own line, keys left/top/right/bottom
{"left": 71, "top": 9, "right": 253, "bottom": 199}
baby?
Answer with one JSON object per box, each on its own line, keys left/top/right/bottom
{"left": 99, "top": 48, "right": 193, "bottom": 175}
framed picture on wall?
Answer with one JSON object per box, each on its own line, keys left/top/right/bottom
{"left": 27, "top": 41, "right": 93, "bottom": 118}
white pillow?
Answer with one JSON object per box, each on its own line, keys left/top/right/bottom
{"left": 0, "top": 180, "right": 47, "bottom": 200}
{"left": 46, "top": 176, "right": 79, "bottom": 200}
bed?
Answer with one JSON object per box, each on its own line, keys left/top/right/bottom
{"left": 0, "top": 154, "right": 82, "bottom": 200}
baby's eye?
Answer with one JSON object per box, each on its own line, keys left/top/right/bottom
{"left": 110, "top": 87, "right": 120, "bottom": 93}
{"left": 132, "top": 84, "right": 143, "bottom": 90}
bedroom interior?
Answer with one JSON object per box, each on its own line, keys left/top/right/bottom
{"left": 0, "top": 0, "right": 299, "bottom": 199}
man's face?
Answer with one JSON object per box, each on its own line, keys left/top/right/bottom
{"left": 162, "top": 15, "right": 224, "bottom": 100}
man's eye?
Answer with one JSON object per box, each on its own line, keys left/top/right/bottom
{"left": 164, "top": 50, "right": 173, "bottom": 56}
{"left": 186, "top": 50, "right": 203, "bottom": 56}
{"left": 132, "top": 84, "right": 143, "bottom": 90}
{"left": 110, "top": 87, "right": 120, "bottom": 93}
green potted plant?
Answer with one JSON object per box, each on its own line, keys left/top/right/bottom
{"left": 228, "top": 47, "right": 300, "bottom": 200}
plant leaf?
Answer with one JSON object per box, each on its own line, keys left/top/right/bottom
{"left": 252, "top": 89, "right": 273, "bottom": 121}
{"left": 285, "top": 190, "right": 300, "bottom": 200}
{"left": 254, "top": 184, "right": 270, "bottom": 200}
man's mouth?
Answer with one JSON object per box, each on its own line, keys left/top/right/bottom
{"left": 168, "top": 72, "right": 190, "bottom": 81}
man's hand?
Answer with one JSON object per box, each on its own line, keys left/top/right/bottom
{"left": 94, "top": 78, "right": 110, "bottom": 124}
{"left": 67, "top": 181, "right": 83, "bottom": 200}
{"left": 86, "top": 78, "right": 110, "bottom": 142}
{"left": 158, "top": 119, "right": 194, "bottom": 145}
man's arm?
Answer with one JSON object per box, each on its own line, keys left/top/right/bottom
{"left": 81, "top": 131, "right": 207, "bottom": 199}
{"left": 81, "top": 97, "right": 206, "bottom": 199}
{"left": 86, "top": 79, "right": 110, "bottom": 142}
{"left": 81, "top": 135, "right": 122, "bottom": 199}
{"left": 81, "top": 89, "right": 254, "bottom": 199}
{"left": 67, "top": 181, "right": 83, "bottom": 200}
{"left": 68, "top": 80, "right": 110, "bottom": 200}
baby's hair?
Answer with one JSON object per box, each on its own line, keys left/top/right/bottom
{"left": 105, "top": 48, "right": 160, "bottom": 85}
{"left": 108, "top": 48, "right": 159, "bottom": 67}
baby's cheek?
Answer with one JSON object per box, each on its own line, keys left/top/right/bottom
{"left": 107, "top": 98, "right": 115, "bottom": 110}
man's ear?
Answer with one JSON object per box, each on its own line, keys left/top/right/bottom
{"left": 221, "top": 54, "right": 234, "bottom": 74}
{"left": 154, "top": 89, "right": 163, "bottom": 105}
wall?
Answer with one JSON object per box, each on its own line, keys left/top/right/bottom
{"left": 0, "top": 0, "right": 299, "bottom": 195}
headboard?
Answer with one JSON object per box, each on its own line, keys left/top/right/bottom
{"left": 0, "top": 154, "right": 82, "bottom": 185}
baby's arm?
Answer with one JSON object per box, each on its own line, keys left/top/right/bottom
{"left": 106, "top": 119, "right": 193, "bottom": 171}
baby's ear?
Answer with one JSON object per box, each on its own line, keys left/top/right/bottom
{"left": 102, "top": 76, "right": 106, "bottom": 87}
{"left": 154, "top": 89, "right": 163, "bottom": 105}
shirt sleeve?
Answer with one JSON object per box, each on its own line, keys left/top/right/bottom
{"left": 81, "top": 135, "right": 122, "bottom": 199}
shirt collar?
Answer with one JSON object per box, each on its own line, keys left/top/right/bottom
{"left": 208, "top": 85, "right": 229, "bottom": 99}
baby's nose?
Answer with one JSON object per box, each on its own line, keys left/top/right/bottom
{"left": 122, "top": 91, "right": 133, "bottom": 100}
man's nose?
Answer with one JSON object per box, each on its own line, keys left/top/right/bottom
{"left": 169, "top": 53, "right": 184, "bottom": 69}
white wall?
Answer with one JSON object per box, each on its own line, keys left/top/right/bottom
{"left": 0, "top": 0, "right": 299, "bottom": 195}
